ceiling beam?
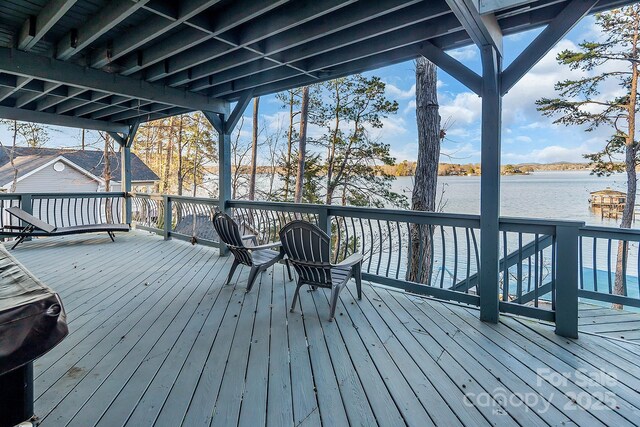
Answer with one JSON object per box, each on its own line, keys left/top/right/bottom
{"left": 90, "top": 0, "right": 223, "bottom": 68}
{"left": 73, "top": 95, "right": 133, "bottom": 117}
{"left": 478, "top": 0, "right": 531, "bottom": 14}
{"left": 185, "top": 1, "right": 450, "bottom": 92}
{"left": 56, "top": 0, "right": 152, "bottom": 60}
{"left": 55, "top": 92, "right": 112, "bottom": 114}
{"left": 207, "top": 15, "right": 459, "bottom": 97}
{"left": 36, "top": 87, "right": 86, "bottom": 111}
{"left": 225, "top": 90, "right": 254, "bottom": 134}
{"left": 124, "top": 0, "right": 357, "bottom": 82}
{"left": 240, "top": 42, "right": 427, "bottom": 100}
{"left": 134, "top": 107, "right": 191, "bottom": 124}
{"left": 107, "top": 103, "right": 173, "bottom": 122}
{"left": 117, "top": 0, "right": 289, "bottom": 76}
{"left": 18, "top": 0, "right": 78, "bottom": 51}
{"left": 223, "top": 0, "right": 356, "bottom": 48}
{"left": 501, "top": 0, "right": 597, "bottom": 94}
{"left": 14, "top": 82, "right": 62, "bottom": 108}
{"left": 446, "top": 0, "right": 503, "bottom": 55}
{"left": 0, "top": 77, "right": 32, "bottom": 102}
{"left": 0, "top": 105, "right": 129, "bottom": 133}
{"left": 420, "top": 42, "right": 481, "bottom": 95}
{"left": 0, "top": 47, "right": 228, "bottom": 114}
{"left": 161, "top": 0, "right": 427, "bottom": 87}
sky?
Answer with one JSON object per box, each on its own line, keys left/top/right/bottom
{"left": 0, "top": 14, "right": 624, "bottom": 165}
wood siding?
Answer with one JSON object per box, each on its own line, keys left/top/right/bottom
{"left": 14, "top": 162, "right": 99, "bottom": 193}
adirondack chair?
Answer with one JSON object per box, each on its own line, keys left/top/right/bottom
{"left": 279, "top": 220, "right": 363, "bottom": 321}
{"left": 212, "top": 212, "right": 291, "bottom": 292}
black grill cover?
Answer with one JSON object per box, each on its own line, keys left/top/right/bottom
{"left": 0, "top": 245, "right": 67, "bottom": 376}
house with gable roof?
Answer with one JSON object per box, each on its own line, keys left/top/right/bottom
{"left": 0, "top": 147, "right": 159, "bottom": 193}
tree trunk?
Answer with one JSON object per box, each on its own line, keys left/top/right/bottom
{"left": 284, "top": 91, "right": 294, "bottom": 200}
{"left": 193, "top": 145, "right": 199, "bottom": 197}
{"left": 162, "top": 117, "right": 174, "bottom": 193}
{"left": 325, "top": 82, "right": 341, "bottom": 205}
{"left": 407, "top": 57, "right": 441, "bottom": 284}
{"left": 177, "top": 115, "right": 185, "bottom": 196}
{"left": 103, "top": 133, "right": 112, "bottom": 223}
{"left": 294, "top": 86, "right": 309, "bottom": 203}
{"left": 9, "top": 120, "right": 19, "bottom": 193}
{"left": 613, "top": 28, "right": 639, "bottom": 309}
{"left": 104, "top": 133, "right": 111, "bottom": 192}
{"left": 248, "top": 97, "right": 259, "bottom": 200}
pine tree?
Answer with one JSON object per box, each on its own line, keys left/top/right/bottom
{"left": 314, "top": 75, "right": 405, "bottom": 207}
{"left": 536, "top": 5, "right": 640, "bottom": 308}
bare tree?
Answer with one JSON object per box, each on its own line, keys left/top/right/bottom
{"left": 407, "top": 57, "right": 442, "bottom": 284}
{"left": 176, "top": 115, "right": 186, "bottom": 195}
{"left": 248, "top": 97, "right": 260, "bottom": 200}
{"left": 295, "top": 86, "right": 310, "bottom": 203}
{"left": 162, "top": 116, "right": 175, "bottom": 192}
{"left": 0, "top": 120, "right": 21, "bottom": 192}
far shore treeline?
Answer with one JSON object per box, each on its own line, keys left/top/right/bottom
{"left": 237, "top": 160, "right": 599, "bottom": 177}
{"left": 378, "top": 160, "right": 595, "bottom": 176}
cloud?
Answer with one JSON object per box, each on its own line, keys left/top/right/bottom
{"left": 516, "top": 135, "right": 532, "bottom": 143}
{"left": 439, "top": 92, "right": 482, "bottom": 125}
{"left": 502, "top": 139, "right": 602, "bottom": 163}
{"left": 403, "top": 100, "right": 416, "bottom": 115}
{"left": 448, "top": 45, "right": 478, "bottom": 61}
{"left": 385, "top": 83, "right": 416, "bottom": 100}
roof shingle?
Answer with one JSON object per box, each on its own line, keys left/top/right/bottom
{"left": 0, "top": 146, "right": 159, "bottom": 186}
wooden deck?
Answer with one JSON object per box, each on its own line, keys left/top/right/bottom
{"left": 10, "top": 231, "right": 640, "bottom": 427}
{"left": 579, "top": 303, "right": 640, "bottom": 342}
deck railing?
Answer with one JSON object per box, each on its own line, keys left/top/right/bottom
{"left": 131, "top": 194, "right": 221, "bottom": 245}
{"left": 0, "top": 192, "right": 126, "bottom": 231}
{"left": 128, "top": 193, "right": 588, "bottom": 335}
{"left": 578, "top": 226, "right": 640, "bottom": 309}
{"left": 11, "top": 192, "right": 638, "bottom": 337}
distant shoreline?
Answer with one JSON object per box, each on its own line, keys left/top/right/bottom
{"left": 380, "top": 161, "right": 595, "bottom": 177}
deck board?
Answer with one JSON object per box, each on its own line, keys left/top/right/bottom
{"left": 578, "top": 303, "right": 640, "bottom": 341}
{"left": 8, "top": 231, "right": 640, "bottom": 427}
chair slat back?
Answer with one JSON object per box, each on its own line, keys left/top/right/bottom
{"left": 279, "top": 220, "right": 333, "bottom": 285}
{"left": 212, "top": 212, "right": 252, "bottom": 266}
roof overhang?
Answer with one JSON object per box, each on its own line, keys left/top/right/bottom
{"left": 0, "top": 0, "right": 635, "bottom": 132}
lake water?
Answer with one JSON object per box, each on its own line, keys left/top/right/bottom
{"left": 390, "top": 170, "right": 632, "bottom": 227}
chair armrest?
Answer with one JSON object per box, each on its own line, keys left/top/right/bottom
{"left": 241, "top": 234, "right": 258, "bottom": 246}
{"left": 335, "top": 253, "right": 363, "bottom": 268}
{"left": 250, "top": 241, "right": 282, "bottom": 251}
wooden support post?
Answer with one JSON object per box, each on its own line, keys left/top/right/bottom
{"left": 203, "top": 111, "right": 230, "bottom": 255}
{"left": 218, "top": 129, "right": 231, "bottom": 216}
{"left": 121, "top": 144, "right": 132, "bottom": 224}
{"left": 204, "top": 98, "right": 245, "bottom": 256}
{"left": 479, "top": 45, "right": 502, "bottom": 324}
{"left": 555, "top": 224, "right": 581, "bottom": 338}
{"left": 114, "top": 122, "right": 139, "bottom": 226}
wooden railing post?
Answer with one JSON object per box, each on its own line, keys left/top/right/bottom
{"left": 21, "top": 194, "right": 33, "bottom": 216}
{"left": 555, "top": 224, "right": 581, "bottom": 338}
{"left": 163, "top": 195, "right": 172, "bottom": 240}
{"left": 318, "top": 206, "right": 332, "bottom": 237}
{"left": 20, "top": 194, "right": 33, "bottom": 242}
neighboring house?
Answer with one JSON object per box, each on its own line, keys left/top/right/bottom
{"left": 0, "top": 147, "right": 159, "bottom": 193}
